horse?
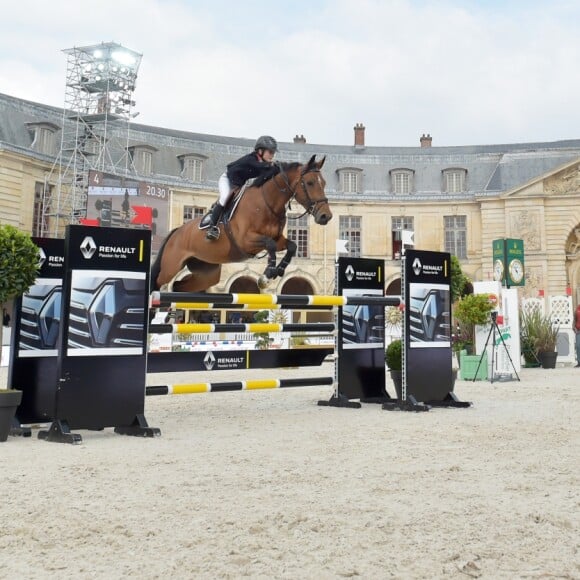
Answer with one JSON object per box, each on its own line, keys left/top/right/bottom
{"left": 151, "top": 155, "right": 332, "bottom": 293}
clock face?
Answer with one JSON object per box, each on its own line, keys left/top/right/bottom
{"left": 493, "top": 259, "right": 504, "bottom": 281}
{"left": 509, "top": 258, "right": 524, "bottom": 283}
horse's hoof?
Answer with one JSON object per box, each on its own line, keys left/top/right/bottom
{"left": 276, "top": 267, "right": 286, "bottom": 278}
{"left": 257, "top": 275, "right": 270, "bottom": 290}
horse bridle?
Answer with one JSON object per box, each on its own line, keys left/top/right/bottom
{"left": 275, "top": 165, "right": 329, "bottom": 219}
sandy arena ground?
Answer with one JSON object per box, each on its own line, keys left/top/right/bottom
{"left": 0, "top": 362, "right": 578, "bottom": 579}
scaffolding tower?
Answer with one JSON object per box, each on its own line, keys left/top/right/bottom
{"left": 45, "top": 41, "right": 142, "bottom": 236}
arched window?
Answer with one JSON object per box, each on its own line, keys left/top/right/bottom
{"left": 337, "top": 167, "right": 362, "bottom": 193}
{"left": 26, "top": 122, "right": 59, "bottom": 155}
{"left": 128, "top": 145, "right": 157, "bottom": 175}
{"left": 390, "top": 168, "right": 414, "bottom": 194}
{"left": 178, "top": 154, "right": 207, "bottom": 181}
{"left": 442, "top": 168, "right": 467, "bottom": 193}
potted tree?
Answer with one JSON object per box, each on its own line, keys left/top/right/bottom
{"left": 0, "top": 224, "right": 39, "bottom": 441}
{"left": 534, "top": 314, "right": 560, "bottom": 369}
{"left": 519, "top": 309, "right": 542, "bottom": 367}
{"left": 385, "top": 339, "right": 402, "bottom": 399}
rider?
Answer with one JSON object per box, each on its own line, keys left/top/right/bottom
{"left": 201, "top": 135, "right": 279, "bottom": 240}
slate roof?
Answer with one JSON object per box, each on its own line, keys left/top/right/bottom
{"left": 2, "top": 91, "right": 580, "bottom": 198}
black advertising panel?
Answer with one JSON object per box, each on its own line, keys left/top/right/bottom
{"left": 9, "top": 237, "right": 65, "bottom": 424}
{"left": 53, "top": 225, "right": 151, "bottom": 431}
{"left": 337, "top": 257, "right": 385, "bottom": 400}
{"left": 404, "top": 249, "right": 452, "bottom": 402}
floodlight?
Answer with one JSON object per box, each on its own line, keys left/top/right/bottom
{"left": 112, "top": 50, "right": 136, "bottom": 67}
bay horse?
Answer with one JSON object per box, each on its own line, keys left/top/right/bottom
{"left": 151, "top": 155, "right": 332, "bottom": 292}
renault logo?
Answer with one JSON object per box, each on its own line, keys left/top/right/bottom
{"left": 345, "top": 265, "right": 355, "bottom": 281}
{"left": 80, "top": 236, "right": 97, "bottom": 259}
{"left": 412, "top": 258, "right": 422, "bottom": 276}
{"left": 204, "top": 351, "right": 216, "bottom": 370}
{"left": 38, "top": 248, "right": 46, "bottom": 269}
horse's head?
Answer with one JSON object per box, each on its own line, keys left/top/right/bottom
{"left": 293, "top": 155, "right": 332, "bottom": 225}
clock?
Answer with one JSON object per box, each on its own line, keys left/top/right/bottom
{"left": 508, "top": 258, "right": 524, "bottom": 284}
{"left": 493, "top": 259, "right": 504, "bottom": 282}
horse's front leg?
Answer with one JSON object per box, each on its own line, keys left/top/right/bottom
{"left": 275, "top": 238, "right": 296, "bottom": 278}
{"left": 258, "top": 238, "right": 279, "bottom": 289}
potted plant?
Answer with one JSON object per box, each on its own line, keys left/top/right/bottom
{"left": 385, "top": 339, "right": 402, "bottom": 399}
{"left": 0, "top": 224, "right": 40, "bottom": 441}
{"left": 253, "top": 310, "right": 273, "bottom": 350}
{"left": 519, "top": 309, "right": 542, "bottom": 367}
{"left": 534, "top": 314, "right": 560, "bottom": 369}
{"left": 453, "top": 293, "right": 495, "bottom": 355}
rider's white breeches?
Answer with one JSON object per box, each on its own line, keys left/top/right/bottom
{"left": 218, "top": 173, "right": 232, "bottom": 206}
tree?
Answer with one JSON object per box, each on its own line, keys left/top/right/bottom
{"left": 450, "top": 255, "right": 469, "bottom": 303}
{"left": 0, "top": 225, "right": 39, "bottom": 367}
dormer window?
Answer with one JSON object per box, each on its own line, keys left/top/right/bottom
{"left": 129, "top": 144, "right": 157, "bottom": 175}
{"left": 442, "top": 168, "right": 467, "bottom": 193}
{"left": 178, "top": 154, "right": 207, "bottom": 181}
{"left": 390, "top": 168, "right": 414, "bottom": 194}
{"left": 26, "top": 122, "right": 59, "bottom": 155}
{"left": 337, "top": 167, "right": 362, "bottom": 193}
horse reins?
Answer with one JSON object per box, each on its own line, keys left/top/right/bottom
{"left": 269, "top": 166, "right": 328, "bottom": 220}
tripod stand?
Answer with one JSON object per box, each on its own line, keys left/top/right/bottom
{"left": 473, "top": 312, "right": 521, "bottom": 383}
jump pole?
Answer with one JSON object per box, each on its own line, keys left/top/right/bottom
{"left": 146, "top": 376, "right": 334, "bottom": 396}
{"left": 150, "top": 291, "right": 401, "bottom": 309}
{"left": 149, "top": 322, "right": 336, "bottom": 334}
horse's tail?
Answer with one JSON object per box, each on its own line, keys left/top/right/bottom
{"left": 150, "top": 227, "right": 179, "bottom": 291}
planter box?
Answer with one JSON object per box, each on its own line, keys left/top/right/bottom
{"left": 0, "top": 389, "right": 22, "bottom": 442}
{"left": 459, "top": 352, "right": 488, "bottom": 380}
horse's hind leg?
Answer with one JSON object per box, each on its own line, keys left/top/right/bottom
{"left": 174, "top": 262, "right": 222, "bottom": 293}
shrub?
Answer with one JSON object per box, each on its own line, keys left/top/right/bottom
{"left": 0, "top": 225, "right": 39, "bottom": 305}
{"left": 385, "top": 339, "right": 402, "bottom": 371}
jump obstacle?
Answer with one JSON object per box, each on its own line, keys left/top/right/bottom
{"left": 146, "top": 290, "right": 402, "bottom": 409}
{"left": 9, "top": 229, "right": 467, "bottom": 445}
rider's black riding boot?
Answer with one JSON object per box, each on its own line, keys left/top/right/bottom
{"left": 205, "top": 202, "right": 225, "bottom": 240}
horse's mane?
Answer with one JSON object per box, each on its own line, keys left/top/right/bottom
{"left": 253, "top": 161, "right": 302, "bottom": 188}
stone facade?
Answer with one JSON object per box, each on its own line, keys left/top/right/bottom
{"left": 1, "top": 92, "right": 580, "bottom": 303}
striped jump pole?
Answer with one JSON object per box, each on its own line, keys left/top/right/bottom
{"left": 150, "top": 291, "right": 402, "bottom": 308}
{"left": 146, "top": 376, "right": 334, "bottom": 396}
{"left": 153, "top": 303, "right": 333, "bottom": 311}
{"left": 149, "top": 322, "right": 336, "bottom": 334}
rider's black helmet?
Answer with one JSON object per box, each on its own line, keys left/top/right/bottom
{"left": 254, "top": 135, "right": 278, "bottom": 153}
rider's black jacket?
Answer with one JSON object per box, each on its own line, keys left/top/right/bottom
{"left": 227, "top": 153, "right": 279, "bottom": 187}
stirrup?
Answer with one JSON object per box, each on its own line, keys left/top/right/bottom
{"left": 206, "top": 225, "right": 220, "bottom": 240}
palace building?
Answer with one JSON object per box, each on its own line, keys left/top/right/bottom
{"left": 1, "top": 91, "right": 580, "bottom": 303}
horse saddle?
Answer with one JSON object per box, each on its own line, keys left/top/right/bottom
{"left": 198, "top": 182, "right": 251, "bottom": 230}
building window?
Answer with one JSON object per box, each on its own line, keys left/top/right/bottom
{"left": 27, "top": 122, "right": 59, "bottom": 155}
{"left": 337, "top": 168, "right": 362, "bottom": 193}
{"left": 129, "top": 145, "right": 157, "bottom": 175}
{"left": 339, "top": 216, "right": 361, "bottom": 257}
{"left": 390, "top": 169, "right": 414, "bottom": 194}
{"left": 183, "top": 206, "right": 205, "bottom": 223}
{"left": 443, "top": 169, "right": 466, "bottom": 193}
{"left": 444, "top": 215, "right": 467, "bottom": 258}
{"left": 33, "top": 182, "right": 51, "bottom": 236}
{"left": 180, "top": 155, "right": 206, "bottom": 181}
{"left": 287, "top": 214, "right": 309, "bottom": 258}
{"left": 391, "top": 216, "right": 414, "bottom": 260}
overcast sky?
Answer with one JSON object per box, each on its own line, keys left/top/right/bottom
{"left": 1, "top": 0, "right": 579, "bottom": 147}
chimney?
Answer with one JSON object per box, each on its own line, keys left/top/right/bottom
{"left": 354, "top": 123, "right": 365, "bottom": 147}
{"left": 420, "top": 133, "right": 432, "bottom": 148}
{"left": 293, "top": 134, "right": 306, "bottom": 144}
